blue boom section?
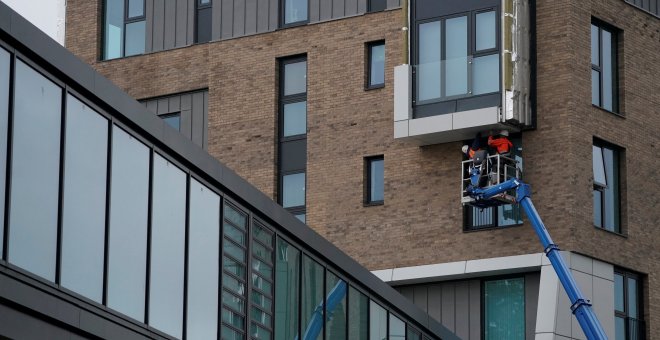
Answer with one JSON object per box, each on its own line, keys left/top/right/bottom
{"left": 467, "top": 179, "right": 608, "bottom": 340}
{"left": 297, "top": 280, "right": 348, "bottom": 340}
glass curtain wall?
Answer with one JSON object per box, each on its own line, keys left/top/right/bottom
{"left": 326, "top": 271, "right": 347, "bottom": 340}
{"left": 222, "top": 203, "right": 249, "bottom": 340}
{"left": 348, "top": 286, "right": 369, "bottom": 339}
{"left": 275, "top": 238, "right": 300, "bottom": 340}
{"left": 251, "top": 221, "right": 275, "bottom": 338}
{"left": 302, "top": 255, "right": 324, "bottom": 340}
{"left": 484, "top": 277, "right": 525, "bottom": 340}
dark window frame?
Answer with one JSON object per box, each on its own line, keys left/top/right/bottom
{"left": 102, "top": 0, "right": 147, "bottom": 60}
{"left": 591, "top": 18, "right": 620, "bottom": 114}
{"left": 364, "top": 155, "right": 384, "bottom": 206}
{"left": 280, "top": 0, "right": 309, "bottom": 28}
{"left": 614, "top": 269, "right": 645, "bottom": 340}
{"left": 195, "top": 0, "right": 213, "bottom": 44}
{"left": 368, "top": 0, "right": 387, "bottom": 13}
{"left": 159, "top": 112, "right": 181, "bottom": 131}
{"left": 592, "top": 138, "right": 622, "bottom": 234}
{"left": 366, "top": 40, "right": 386, "bottom": 90}
{"left": 411, "top": 4, "right": 501, "bottom": 118}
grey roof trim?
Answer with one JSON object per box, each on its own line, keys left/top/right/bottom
{"left": 0, "top": 3, "right": 458, "bottom": 339}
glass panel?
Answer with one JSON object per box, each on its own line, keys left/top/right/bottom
{"left": 9, "top": 60, "right": 62, "bottom": 281}
{"left": 348, "top": 286, "right": 368, "bottom": 340}
{"left": 283, "top": 101, "right": 307, "bottom": 136}
{"left": 592, "top": 145, "right": 607, "bottom": 187}
{"left": 602, "top": 29, "right": 613, "bottom": 111}
{"left": 602, "top": 147, "right": 619, "bottom": 232}
{"left": 370, "top": 43, "right": 385, "bottom": 86}
{"left": 222, "top": 326, "right": 245, "bottom": 340}
{"left": 187, "top": 179, "right": 220, "bottom": 340}
{"left": 369, "top": 0, "right": 387, "bottom": 12}
{"left": 283, "top": 173, "right": 305, "bottom": 208}
{"left": 592, "top": 69, "right": 600, "bottom": 106}
{"left": 251, "top": 322, "right": 272, "bottom": 339}
{"left": 326, "top": 272, "right": 347, "bottom": 340}
{"left": 224, "top": 290, "right": 246, "bottom": 313}
{"left": 389, "top": 314, "right": 405, "bottom": 340}
{"left": 196, "top": 7, "right": 212, "bottom": 43}
{"left": 224, "top": 273, "right": 246, "bottom": 296}
{"left": 627, "top": 277, "right": 638, "bottom": 318}
{"left": 498, "top": 203, "right": 522, "bottom": 226}
{"left": 125, "top": 21, "right": 146, "bottom": 57}
{"left": 128, "top": 0, "right": 144, "bottom": 17}
{"left": 284, "top": 0, "right": 308, "bottom": 24}
{"left": 0, "top": 48, "right": 11, "bottom": 257}
{"left": 225, "top": 204, "right": 247, "bottom": 228}
{"left": 614, "top": 273, "right": 624, "bottom": 312}
{"left": 369, "top": 301, "right": 387, "bottom": 340}
{"left": 252, "top": 290, "right": 273, "bottom": 310}
{"left": 149, "top": 154, "right": 186, "bottom": 338}
{"left": 253, "top": 223, "right": 273, "bottom": 246}
{"left": 473, "top": 54, "right": 499, "bottom": 95}
{"left": 302, "top": 256, "right": 324, "bottom": 340}
{"left": 484, "top": 277, "right": 525, "bottom": 340}
{"left": 295, "top": 213, "right": 306, "bottom": 223}
{"left": 615, "top": 316, "right": 625, "bottom": 340}
{"left": 417, "top": 21, "right": 441, "bottom": 102}
{"left": 61, "top": 95, "right": 108, "bottom": 303}
{"left": 104, "top": 0, "right": 124, "bottom": 59}
{"left": 407, "top": 328, "right": 422, "bottom": 340}
{"left": 252, "top": 306, "right": 272, "bottom": 326}
{"left": 224, "top": 256, "right": 246, "bottom": 277}
{"left": 162, "top": 113, "right": 181, "bottom": 131}
{"left": 593, "top": 189, "right": 602, "bottom": 228}
{"left": 284, "top": 61, "right": 307, "bottom": 96}
{"left": 370, "top": 159, "right": 384, "bottom": 202}
{"left": 107, "top": 127, "right": 149, "bottom": 321}
{"left": 445, "top": 16, "right": 468, "bottom": 96}
{"left": 223, "top": 308, "right": 245, "bottom": 329}
{"left": 225, "top": 241, "right": 246, "bottom": 263}
{"left": 591, "top": 25, "right": 599, "bottom": 66}
{"left": 275, "top": 238, "right": 300, "bottom": 340}
{"left": 252, "top": 273, "right": 272, "bottom": 292}
{"left": 253, "top": 240, "right": 272, "bottom": 262}
{"left": 476, "top": 11, "right": 496, "bottom": 51}
{"left": 225, "top": 222, "right": 246, "bottom": 245}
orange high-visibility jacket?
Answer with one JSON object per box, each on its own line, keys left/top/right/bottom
{"left": 488, "top": 136, "right": 513, "bottom": 154}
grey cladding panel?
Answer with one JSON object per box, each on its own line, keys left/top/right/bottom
{"left": 468, "top": 280, "right": 480, "bottom": 340}
{"left": 333, "top": 0, "right": 345, "bottom": 17}
{"left": 233, "top": 0, "right": 246, "bottom": 36}
{"left": 309, "top": 0, "right": 320, "bottom": 21}
{"left": 269, "top": 0, "right": 278, "bottom": 31}
{"left": 202, "top": 92, "right": 208, "bottom": 149}
{"left": 140, "top": 90, "right": 207, "bottom": 148}
{"left": 345, "top": 0, "right": 358, "bottom": 16}
{"left": 413, "top": 286, "right": 428, "bottom": 311}
{"left": 357, "top": 0, "right": 367, "bottom": 14}
{"left": 320, "top": 0, "right": 332, "bottom": 20}
{"left": 221, "top": 0, "right": 234, "bottom": 39}
{"left": 427, "top": 285, "right": 442, "bottom": 321}
{"left": 157, "top": 98, "right": 169, "bottom": 114}
{"left": 257, "top": 0, "right": 270, "bottom": 32}
{"left": 175, "top": 0, "right": 188, "bottom": 47}
{"left": 441, "top": 284, "right": 455, "bottom": 331}
{"left": 146, "top": 0, "right": 154, "bottom": 52}
{"left": 187, "top": 0, "right": 195, "bottom": 43}
{"left": 192, "top": 92, "right": 205, "bottom": 146}
{"left": 245, "top": 0, "right": 258, "bottom": 35}
{"left": 152, "top": 0, "right": 165, "bottom": 51}
{"left": 525, "top": 273, "right": 540, "bottom": 340}
{"left": 164, "top": 0, "right": 176, "bottom": 49}
{"left": 212, "top": 0, "right": 222, "bottom": 40}
{"left": 454, "top": 282, "right": 470, "bottom": 339}
{"left": 387, "top": 0, "right": 400, "bottom": 9}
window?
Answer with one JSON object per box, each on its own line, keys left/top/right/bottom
{"left": 161, "top": 112, "right": 181, "bottom": 131}
{"left": 484, "top": 277, "right": 525, "bottom": 340}
{"left": 326, "top": 272, "right": 347, "bottom": 339}
{"left": 302, "top": 255, "right": 324, "bottom": 340}
{"left": 367, "top": 41, "right": 386, "bottom": 88}
{"left": 275, "top": 237, "right": 301, "bottom": 340}
{"left": 368, "top": 0, "right": 387, "bottom": 12}
{"left": 365, "top": 156, "right": 384, "bottom": 204}
{"left": 389, "top": 314, "right": 405, "bottom": 340}
{"left": 61, "top": 95, "right": 108, "bottom": 303}
{"left": 8, "top": 60, "right": 62, "bottom": 281}
{"left": 464, "top": 135, "right": 522, "bottom": 230}
{"left": 251, "top": 221, "right": 275, "bottom": 339}
{"left": 615, "top": 270, "right": 644, "bottom": 340}
{"left": 103, "top": 0, "right": 146, "bottom": 60}
{"left": 196, "top": 0, "right": 212, "bottom": 43}
{"left": 149, "top": 154, "right": 186, "bottom": 338}
{"left": 222, "top": 203, "right": 249, "bottom": 340}
{"left": 107, "top": 126, "right": 150, "bottom": 322}
{"left": 348, "top": 286, "right": 369, "bottom": 339}
{"left": 593, "top": 140, "right": 621, "bottom": 233}
{"left": 279, "top": 57, "right": 307, "bottom": 220}
{"left": 369, "top": 301, "right": 387, "bottom": 340}
{"left": 187, "top": 179, "right": 220, "bottom": 340}
{"left": 0, "top": 47, "right": 10, "bottom": 257}
{"left": 282, "top": 0, "right": 308, "bottom": 26}
{"left": 414, "top": 6, "right": 500, "bottom": 117}
{"left": 591, "top": 20, "right": 618, "bottom": 113}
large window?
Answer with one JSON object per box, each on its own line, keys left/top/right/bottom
{"left": 326, "top": 271, "right": 347, "bottom": 340}
{"left": 367, "top": 41, "right": 386, "bottom": 89}
{"left": 370, "top": 301, "right": 387, "bottom": 340}
{"left": 8, "top": 60, "right": 62, "bottom": 281}
{"left": 302, "top": 255, "right": 324, "bottom": 340}
{"left": 196, "top": 0, "right": 212, "bottom": 43}
{"left": 107, "top": 127, "right": 150, "bottom": 322}
{"left": 282, "top": 0, "right": 308, "bottom": 26}
{"left": 415, "top": 6, "right": 500, "bottom": 117}
{"left": 483, "top": 277, "right": 525, "bottom": 340}
{"left": 348, "top": 286, "right": 369, "bottom": 339}
{"left": 368, "top": 0, "right": 387, "bottom": 12}
{"left": 591, "top": 20, "right": 619, "bottom": 113}
{"left": 251, "top": 221, "right": 275, "bottom": 339}
{"left": 615, "top": 270, "right": 644, "bottom": 340}
{"left": 104, "top": 0, "right": 146, "bottom": 60}
{"left": 279, "top": 57, "right": 307, "bottom": 222}
{"left": 275, "top": 238, "right": 301, "bottom": 340}
{"left": 60, "top": 95, "right": 108, "bottom": 303}
{"left": 148, "top": 154, "right": 186, "bottom": 338}
{"left": 365, "top": 156, "right": 384, "bottom": 204}
{"left": 593, "top": 140, "right": 621, "bottom": 233}
{"left": 222, "top": 203, "right": 249, "bottom": 340}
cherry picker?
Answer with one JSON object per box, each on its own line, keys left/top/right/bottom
{"left": 462, "top": 150, "right": 608, "bottom": 340}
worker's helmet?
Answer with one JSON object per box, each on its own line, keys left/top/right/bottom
{"left": 499, "top": 130, "right": 509, "bottom": 137}
{"left": 462, "top": 145, "right": 469, "bottom": 154}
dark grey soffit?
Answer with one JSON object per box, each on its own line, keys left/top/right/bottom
{"left": 0, "top": 3, "right": 458, "bottom": 339}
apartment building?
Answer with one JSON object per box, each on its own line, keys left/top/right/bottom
{"left": 63, "top": 0, "right": 659, "bottom": 339}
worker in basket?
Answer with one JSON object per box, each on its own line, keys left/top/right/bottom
{"left": 488, "top": 130, "right": 514, "bottom": 184}
{"left": 462, "top": 133, "right": 490, "bottom": 188}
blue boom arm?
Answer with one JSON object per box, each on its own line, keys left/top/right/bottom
{"left": 468, "top": 179, "right": 608, "bottom": 340}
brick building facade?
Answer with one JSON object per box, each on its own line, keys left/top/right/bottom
{"left": 65, "top": 0, "right": 659, "bottom": 338}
